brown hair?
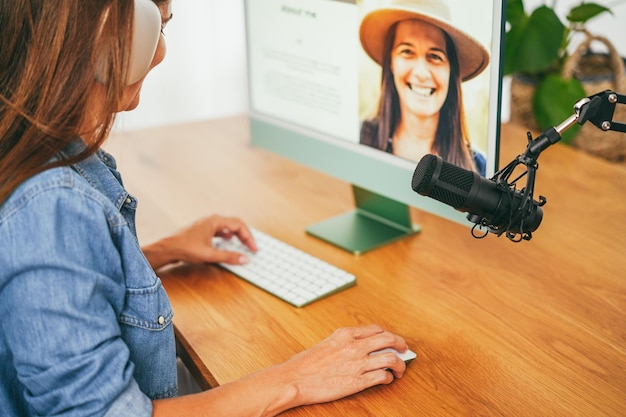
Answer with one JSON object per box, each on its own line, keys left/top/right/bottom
{"left": 0, "top": 0, "right": 135, "bottom": 204}
{"left": 371, "top": 22, "right": 476, "bottom": 171}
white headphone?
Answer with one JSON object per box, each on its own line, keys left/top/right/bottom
{"left": 128, "top": 0, "right": 162, "bottom": 84}
{"left": 96, "top": 0, "right": 162, "bottom": 84}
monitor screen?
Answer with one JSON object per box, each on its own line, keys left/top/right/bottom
{"left": 244, "top": 0, "right": 504, "bottom": 254}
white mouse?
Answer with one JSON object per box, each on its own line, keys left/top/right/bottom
{"left": 370, "top": 347, "right": 417, "bottom": 363}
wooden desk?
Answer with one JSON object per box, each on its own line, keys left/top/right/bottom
{"left": 108, "top": 117, "right": 626, "bottom": 416}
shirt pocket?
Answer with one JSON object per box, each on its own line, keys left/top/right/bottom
{"left": 119, "top": 277, "right": 173, "bottom": 330}
{"left": 119, "top": 276, "right": 178, "bottom": 400}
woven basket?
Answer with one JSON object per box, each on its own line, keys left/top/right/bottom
{"left": 509, "top": 73, "right": 541, "bottom": 132}
{"left": 562, "top": 34, "right": 626, "bottom": 163}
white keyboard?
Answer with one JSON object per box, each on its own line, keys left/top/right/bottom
{"left": 213, "top": 228, "right": 356, "bottom": 307}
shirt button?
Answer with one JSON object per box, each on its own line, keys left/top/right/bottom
{"left": 158, "top": 315, "right": 165, "bottom": 325}
{"left": 125, "top": 197, "right": 132, "bottom": 205}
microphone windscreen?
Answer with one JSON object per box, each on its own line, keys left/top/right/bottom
{"left": 411, "top": 154, "right": 438, "bottom": 194}
{"left": 412, "top": 154, "right": 475, "bottom": 209}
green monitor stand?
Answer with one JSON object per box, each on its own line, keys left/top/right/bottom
{"left": 306, "top": 185, "right": 420, "bottom": 255}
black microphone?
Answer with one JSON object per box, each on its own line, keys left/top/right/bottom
{"left": 411, "top": 154, "right": 543, "bottom": 239}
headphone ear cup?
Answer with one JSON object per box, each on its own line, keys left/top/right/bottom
{"left": 95, "top": 0, "right": 161, "bottom": 84}
{"left": 128, "top": 0, "right": 162, "bottom": 84}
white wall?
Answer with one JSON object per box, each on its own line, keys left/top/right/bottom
{"left": 114, "top": 1, "right": 248, "bottom": 132}
{"left": 115, "top": 0, "right": 626, "bottom": 132}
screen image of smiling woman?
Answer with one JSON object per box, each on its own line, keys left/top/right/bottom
{"left": 359, "top": 0, "right": 490, "bottom": 176}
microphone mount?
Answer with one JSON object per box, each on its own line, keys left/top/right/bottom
{"left": 471, "top": 89, "right": 626, "bottom": 242}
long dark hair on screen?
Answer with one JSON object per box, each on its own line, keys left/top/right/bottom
{"left": 371, "top": 21, "right": 476, "bottom": 171}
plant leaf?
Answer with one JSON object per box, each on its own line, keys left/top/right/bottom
{"left": 505, "top": 6, "right": 565, "bottom": 75}
{"left": 567, "top": 3, "right": 612, "bottom": 23}
{"left": 533, "top": 75, "right": 587, "bottom": 144}
{"left": 503, "top": 21, "right": 528, "bottom": 75}
{"left": 506, "top": 0, "right": 526, "bottom": 26}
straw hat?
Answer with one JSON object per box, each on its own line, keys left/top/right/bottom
{"left": 359, "top": 0, "right": 490, "bottom": 81}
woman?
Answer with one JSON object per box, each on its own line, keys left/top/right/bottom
{"left": 0, "top": 1, "right": 410, "bottom": 416}
{"left": 359, "top": 0, "right": 489, "bottom": 175}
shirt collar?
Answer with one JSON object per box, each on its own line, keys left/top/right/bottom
{"left": 59, "top": 139, "right": 130, "bottom": 211}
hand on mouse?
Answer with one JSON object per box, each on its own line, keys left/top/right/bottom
{"left": 274, "top": 324, "right": 409, "bottom": 405}
{"left": 153, "top": 324, "right": 410, "bottom": 416}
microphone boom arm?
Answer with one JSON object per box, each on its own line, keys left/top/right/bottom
{"left": 522, "top": 89, "right": 626, "bottom": 164}
{"left": 473, "top": 89, "right": 625, "bottom": 242}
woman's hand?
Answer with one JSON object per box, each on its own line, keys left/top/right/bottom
{"left": 153, "top": 324, "right": 410, "bottom": 417}
{"left": 276, "top": 324, "right": 409, "bottom": 406}
{"left": 142, "top": 215, "right": 257, "bottom": 270}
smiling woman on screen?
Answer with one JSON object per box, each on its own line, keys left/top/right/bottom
{"left": 359, "top": 0, "right": 490, "bottom": 175}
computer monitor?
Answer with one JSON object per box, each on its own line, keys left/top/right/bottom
{"left": 244, "top": 0, "right": 504, "bottom": 254}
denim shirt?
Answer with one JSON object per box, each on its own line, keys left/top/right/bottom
{"left": 0, "top": 141, "right": 177, "bottom": 416}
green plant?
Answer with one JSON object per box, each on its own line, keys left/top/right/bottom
{"left": 504, "top": 0, "right": 617, "bottom": 143}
